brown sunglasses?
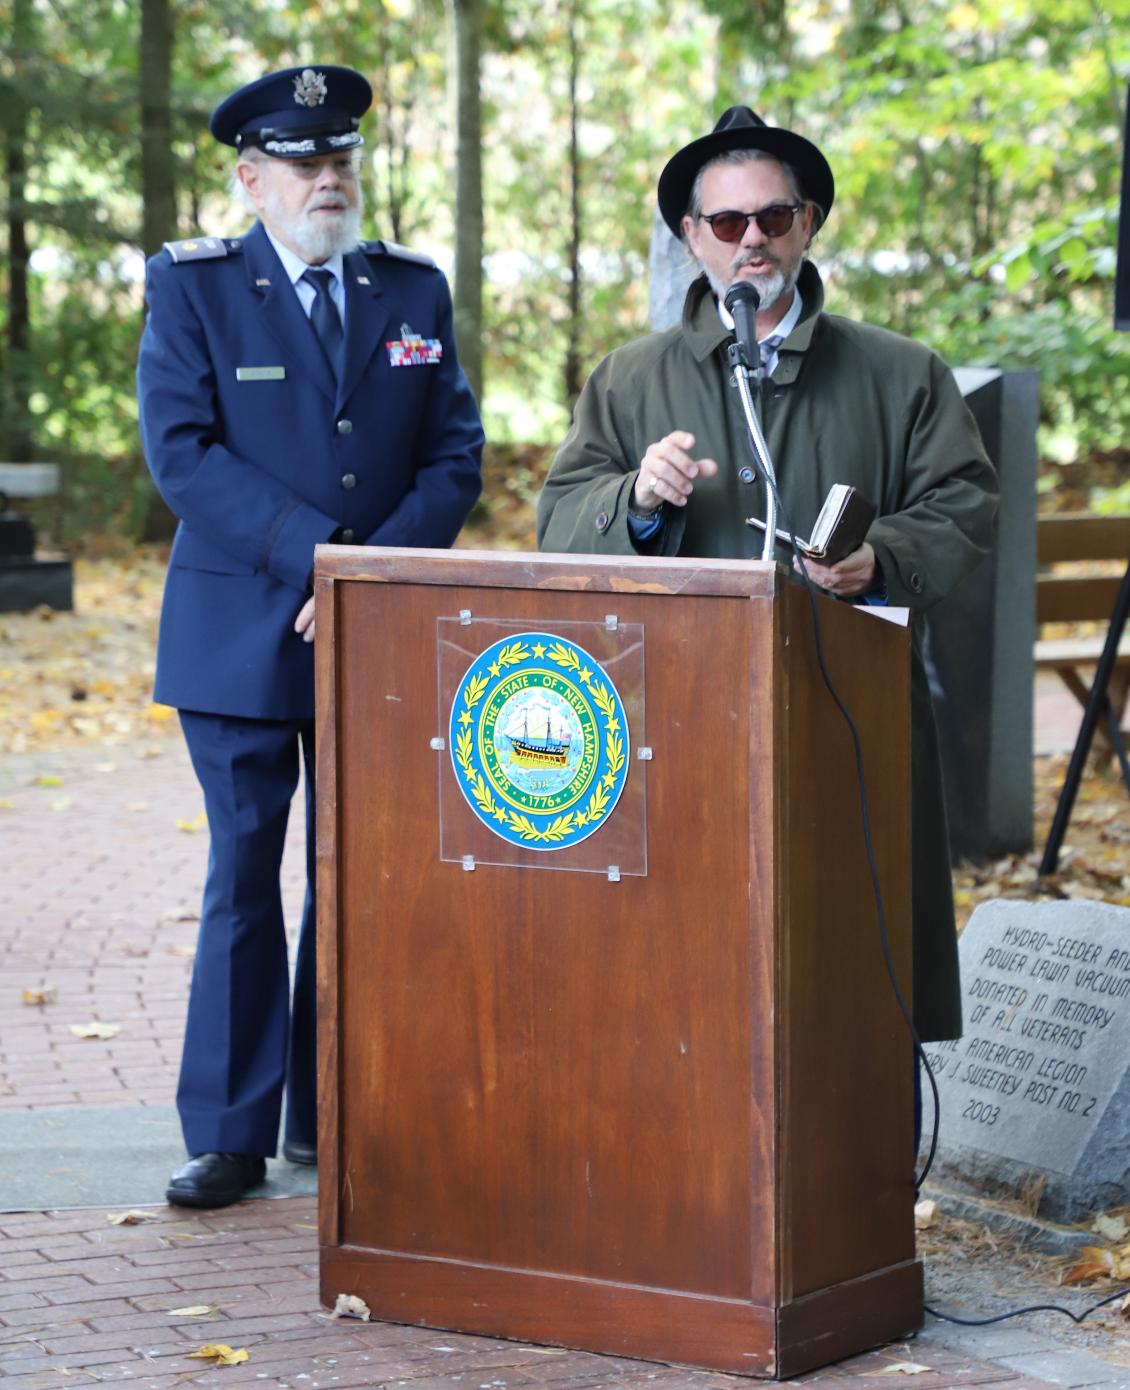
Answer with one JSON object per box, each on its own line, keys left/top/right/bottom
{"left": 699, "top": 203, "right": 804, "bottom": 243}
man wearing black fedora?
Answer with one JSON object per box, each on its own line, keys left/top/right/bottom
{"left": 538, "top": 108, "right": 997, "bottom": 1058}
{"left": 138, "top": 64, "right": 483, "bottom": 1207}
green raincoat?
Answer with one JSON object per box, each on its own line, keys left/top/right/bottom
{"left": 537, "top": 263, "right": 998, "bottom": 1042}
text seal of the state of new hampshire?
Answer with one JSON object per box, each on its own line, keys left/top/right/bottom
{"left": 449, "top": 632, "right": 630, "bottom": 849}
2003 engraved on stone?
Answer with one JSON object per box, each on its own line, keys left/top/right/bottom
{"left": 448, "top": 632, "right": 630, "bottom": 849}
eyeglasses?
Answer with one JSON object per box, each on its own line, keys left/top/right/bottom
{"left": 699, "top": 203, "right": 804, "bottom": 243}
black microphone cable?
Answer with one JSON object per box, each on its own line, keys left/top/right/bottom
{"left": 926, "top": 1283, "right": 1130, "bottom": 1326}
{"left": 756, "top": 465, "right": 941, "bottom": 1193}
{"left": 724, "top": 320, "right": 941, "bottom": 1193}
{"left": 735, "top": 339, "right": 1130, "bottom": 1331}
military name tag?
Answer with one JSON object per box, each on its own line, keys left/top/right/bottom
{"left": 235, "top": 366, "right": 286, "bottom": 382}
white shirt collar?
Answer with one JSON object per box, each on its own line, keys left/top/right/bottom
{"left": 716, "top": 285, "right": 804, "bottom": 343}
{"left": 262, "top": 226, "right": 345, "bottom": 287}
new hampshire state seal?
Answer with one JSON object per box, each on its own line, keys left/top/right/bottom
{"left": 449, "top": 632, "right": 630, "bottom": 849}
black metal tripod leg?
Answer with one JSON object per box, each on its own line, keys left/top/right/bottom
{"left": 1039, "top": 556, "right": 1130, "bottom": 876}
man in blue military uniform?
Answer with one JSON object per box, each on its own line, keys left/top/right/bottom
{"left": 137, "top": 64, "right": 484, "bottom": 1208}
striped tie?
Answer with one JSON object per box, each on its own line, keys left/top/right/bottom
{"left": 759, "top": 334, "right": 784, "bottom": 376}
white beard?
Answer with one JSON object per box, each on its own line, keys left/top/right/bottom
{"left": 705, "top": 251, "right": 802, "bottom": 316}
{"left": 263, "top": 187, "right": 364, "bottom": 262}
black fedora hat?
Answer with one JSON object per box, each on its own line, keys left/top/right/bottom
{"left": 657, "top": 106, "right": 834, "bottom": 238}
{"left": 210, "top": 65, "right": 372, "bottom": 158}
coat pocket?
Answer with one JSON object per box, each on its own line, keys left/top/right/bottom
{"left": 171, "top": 528, "right": 257, "bottom": 575}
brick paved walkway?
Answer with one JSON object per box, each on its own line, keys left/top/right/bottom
{"left": 1, "top": 735, "right": 1125, "bottom": 1388}
{"left": 0, "top": 738, "right": 304, "bottom": 1113}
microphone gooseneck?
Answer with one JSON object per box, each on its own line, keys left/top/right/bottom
{"left": 723, "top": 281, "right": 779, "bottom": 561}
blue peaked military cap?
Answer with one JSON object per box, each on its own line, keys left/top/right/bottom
{"left": 210, "top": 65, "right": 372, "bottom": 158}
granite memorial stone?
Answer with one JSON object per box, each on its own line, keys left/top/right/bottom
{"left": 924, "top": 899, "right": 1130, "bottom": 1223}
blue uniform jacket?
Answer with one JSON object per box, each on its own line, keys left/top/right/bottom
{"left": 137, "top": 221, "right": 484, "bottom": 720}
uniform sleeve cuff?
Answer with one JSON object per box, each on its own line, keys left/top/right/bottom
{"left": 268, "top": 502, "right": 340, "bottom": 592}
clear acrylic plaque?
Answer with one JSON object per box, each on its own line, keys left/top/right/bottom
{"left": 436, "top": 616, "right": 647, "bottom": 876}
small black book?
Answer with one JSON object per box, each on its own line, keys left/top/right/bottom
{"left": 746, "top": 484, "right": 876, "bottom": 565}
{"left": 798, "top": 484, "right": 876, "bottom": 563}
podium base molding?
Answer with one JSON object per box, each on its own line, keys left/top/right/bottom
{"left": 320, "top": 1246, "right": 923, "bottom": 1379}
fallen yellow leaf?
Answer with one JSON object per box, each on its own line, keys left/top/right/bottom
{"left": 23, "top": 986, "right": 59, "bottom": 1006}
{"left": 1092, "top": 1212, "right": 1129, "bottom": 1242}
{"left": 107, "top": 1210, "right": 158, "bottom": 1225}
{"left": 914, "top": 1199, "right": 938, "bottom": 1230}
{"left": 0, "top": 798, "right": 13, "bottom": 810}
{"left": 188, "top": 1344, "right": 248, "bottom": 1366}
{"left": 1062, "top": 1245, "right": 1116, "bottom": 1285}
{"left": 875, "top": 1364, "right": 932, "bottom": 1376}
{"left": 36, "top": 773, "right": 63, "bottom": 787}
{"left": 169, "top": 1305, "right": 217, "bottom": 1317}
{"left": 176, "top": 811, "right": 208, "bottom": 833}
{"left": 330, "top": 1293, "right": 371, "bottom": 1321}
{"left": 161, "top": 905, "right": 199, "bottom": 922}
{"left": 147, "top": 703, "right": 176, "bottom": 722}
{"left": 69, "top": 1021, "right": 122, "bottom": 1040}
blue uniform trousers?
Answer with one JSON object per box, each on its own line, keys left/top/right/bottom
{"left": 177, "top": 711, "right": 316, "bottom": 1157}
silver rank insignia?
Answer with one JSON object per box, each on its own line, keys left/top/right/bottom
{"left": 292, "top": 69, "right": 328, "bottom": 108}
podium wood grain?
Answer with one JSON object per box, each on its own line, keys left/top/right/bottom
{"left": 315, "top": 549, "right": 920, "bottom": 1377}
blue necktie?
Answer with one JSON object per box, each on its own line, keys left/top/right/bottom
{"left": 759, "top": 334, "right": 783, "bottom": 376}
{"left": 302, "top": 268, "right": 343, "bottom": 374}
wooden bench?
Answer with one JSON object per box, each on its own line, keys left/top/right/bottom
{"left": 1036, "top": 513, "right": 1130, "bottom": 746}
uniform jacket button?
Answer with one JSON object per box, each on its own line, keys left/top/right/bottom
{"left": 595, "top": 510, "right": 610, "bottom": 533}
{"left": 910, "top": 571, "right": 923, "bottom": 593}
{"left": 340, "top": 528, "right": 355, "bottom": 543}
{"left": 341, "top": 473, "right": 357, "bottom": 490}
{"left": 336, "top": 418, "right": 353, "bottom": 434}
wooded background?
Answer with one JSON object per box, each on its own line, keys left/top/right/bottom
{"left": 1, "top": 0, "right": 1128, "bottom": 545}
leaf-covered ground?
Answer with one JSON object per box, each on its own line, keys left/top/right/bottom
{"left": 1, "top": 549, "right": 180, "bottom": 758}
{"left": 953, "top": 757, "right": 1130, "bottom": 930}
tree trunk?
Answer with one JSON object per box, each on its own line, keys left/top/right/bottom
{"left": 3, "top": 0, "right": 35, "bottom": 462}
{"left": 451, "top": 0, "right": 484, "bottom": 405}
{"left": 140, "top": 0, "right": 176, "bottom": 257}
{"left": 138, "top": 0, "right": 179, "bottom": 540}
{"left": 563, "top": 0, "right": 583, "bottom": 407}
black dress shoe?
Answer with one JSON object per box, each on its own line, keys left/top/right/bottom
{"left": 282, "top": 1138, "right": 316, "bottom": 1166}
{"left": 165, "top": 1152, "right": 267, "bottom": 1209}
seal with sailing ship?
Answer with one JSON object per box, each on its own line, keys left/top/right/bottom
{"left": 448, "top": 631, "right": 631, "bottom": 849}
{"left": 505, "top": 702, "right": 573, "bottom": 769}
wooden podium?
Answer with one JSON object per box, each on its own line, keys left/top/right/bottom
{"left": 314, "top": 547, "right": 921, "bottom": 1379}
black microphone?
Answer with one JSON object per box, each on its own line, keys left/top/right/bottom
{"left": 724, "top": 282, "right": 761, "bottom": 370}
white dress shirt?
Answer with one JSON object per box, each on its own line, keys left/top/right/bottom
{"left": 262, "top": 228, "right": 347, "bottom": 329}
